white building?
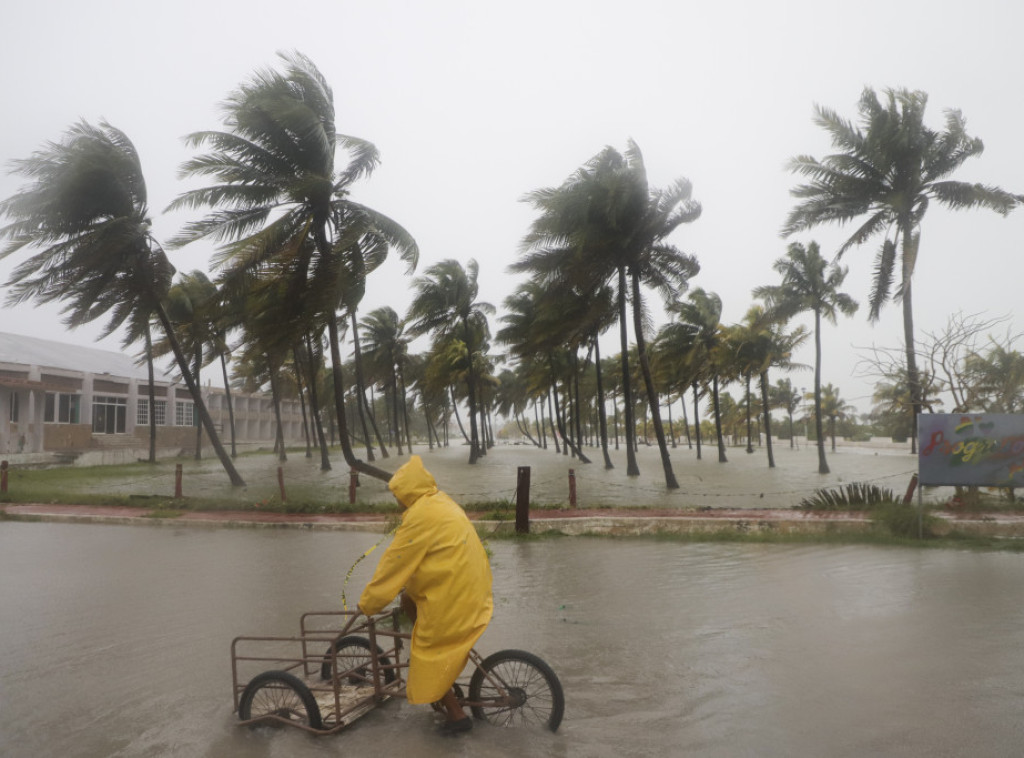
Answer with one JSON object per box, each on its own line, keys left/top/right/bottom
{"left": 0, "top": 331, "right": 304, "bottom": 464}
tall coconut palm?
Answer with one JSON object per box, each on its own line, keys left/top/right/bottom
{"left": 406, "top": 259, "right": 493, "bottom": 463}
{"left": 169, "top": 51, "right": 416, "bottom": 482}
{"left": 755, "top": 241, "right": 857, "bottom": 474}
{"left": 819, "top": 383, "right": 856, "bottom": 452}
{"left": 784, "top": 87, "right": 1019, "bottom": 449}
{"left": 668, "top": 288, "right": 730, "bottom": 462}
{"left": 0, "top": 121, "right": 244, "bottom": 485}
{"left": 770, "top": 378, "right": 802, "bottom": 449}
{"left": 731, "top": 304, "right": 809, "bottom": 467}
{"left": 965, "top": 344, "right": 1024, "bottom": 413}
{"left": 359, "top": 306, "right": 411, "bottom": 455}
{"left": 518, "top": 140, "right": 700, "bottom": 487}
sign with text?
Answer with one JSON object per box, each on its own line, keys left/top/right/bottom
{"left": 918, "top": 413, "right": 1024, "bottom": 486}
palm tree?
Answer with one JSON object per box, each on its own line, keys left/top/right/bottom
{"left": 159, "top": 270, "right": 219, "bottom": 459}
{"left": 784, "top": 87, "right": 1019, "bottom": 449}
{"left": 770, "top": 378, "right": 802, "bottom": 449}
{"left": 0, "top": 121, "right": 244, "bottom": 485}
{"left": 359, "top": 306, "right": 411, "bottom": 454}
{"left": 965, "top": 344, "right": 1024, "bottom": 413}
{"left": 406, "top": 259, "right": 493, "bottom": 464}
{"left": 169, "top": 51, "right": 416, "bottom": 482}
{"left": 517, "top": 140, "right": 701, "bottom": 488}
{"left": 668, "top": 289, "right": 730, "bottom": 462}
{"left": 731, "top": 305, "right": 808, "bottom": 467}
{"left": 754, "top": 241, "right": 857, "bottom": 474}
{"left": 819, "top": 383, "right": 856, "bottom": 452}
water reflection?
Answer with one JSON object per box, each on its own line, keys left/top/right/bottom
{"left": 2, "top": 523, "right": 1023, "bottom": 757}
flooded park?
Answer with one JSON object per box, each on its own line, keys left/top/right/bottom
{"left": 3, "top": 443, "right": 1024, "bottom": 756}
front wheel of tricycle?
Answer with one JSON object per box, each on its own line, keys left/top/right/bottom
{"left": 238, "top": 670, "right": 323, "bottom": 730}
{"left": 468, "top": 649, "right": 564, "bottom": 731}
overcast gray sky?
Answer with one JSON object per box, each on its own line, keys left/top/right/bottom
{"left": 2, "top": 0, "right": 1022, "bottom": 414}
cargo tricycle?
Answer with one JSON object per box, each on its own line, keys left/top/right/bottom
{"left": 231, "top": 608, "right": 564, "bottom": 735}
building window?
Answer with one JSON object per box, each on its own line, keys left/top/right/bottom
{"left": 9, "top": 393, "right": 18, "bottom": 423}
{"left": 44, "top": 392, "right": 81, "bottom": 424}
{"left": 137, "top": 399, "right": 167, "bottom": 426}
{"left": 175, "top": 400, "right": 196, "bottom": 427}
{"left": 93, "top": 395, "right": 127, "bottom": 434}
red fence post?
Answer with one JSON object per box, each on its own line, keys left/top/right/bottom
{"left": 174, "top": 463, "right": 183, "bottom": 499}
{"left": 568, "top": 468, "right": 577, "bottom": 509}
{"left": 1, "top": 460, "right": 8, "bottom": 493}
{"left": 516, "top": 466, "right": 531, "bottom": 534}
{"left": 277, "top": 467, "right": 287, "bottom": 502}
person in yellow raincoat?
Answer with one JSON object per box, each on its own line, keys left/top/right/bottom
{"left": 358, "top": 455, "right": 493, "bottom": 733}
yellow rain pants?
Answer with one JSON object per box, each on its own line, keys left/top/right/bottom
{"left": 358, "top": 456, "right": 493, "bottom": 704}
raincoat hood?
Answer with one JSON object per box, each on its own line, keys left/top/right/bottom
{"left": 388, "top": 455, "right": 439, "bottom": 509}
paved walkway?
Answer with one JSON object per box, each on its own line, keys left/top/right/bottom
{"left": 5, "top": 503, "right": 1024, "bottom": 538}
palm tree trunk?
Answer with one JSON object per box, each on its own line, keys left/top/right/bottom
{"left": 692, "top": 382, "right": 702, "bottom": 460}
{"left": 155, "top": 306, "right": 244, "bottom": 486}
{"left": 192, "top": 347, "right": 202, "bottom": 460}
{"left": 451, "top": 386, "right": 471, "bottom": 446}
{"left": 304, "top": 333, "right": 332, "bottom": 471}
{"left": 349, "top": 312, "right": 379, "bottom": 461}
{"left": 268, "top": 367, "right": 287, "bottom": 462}
{"left": 327, "top": 317, "right": 390, "bottom": 482}
{"left": 667, "top": 397, "right": 676, "bottom": 449}
{"left": 712, "top": 374, "right": 727, "bottom": 463}
{"left": 626, "top": 274, "right": 675, "bottom": 487}
{"left": 535, "top": 400, "right": 547, "bottom": 449}
{"left": 219, "top": 351, "right": 237, "bottom": 458}
{"left": 593, "top": 335, "right": 613, "bottom": 469}
{"left": 760, "top": 370, "right": 775, "bottom": 469}
{"left": 400, "top": 367, "right": 413, "bottom": 453}
{"left": 546, "top": 389, "right": 561, "bottom": 454}
{"left": 745, "top": 373, "right": 754, "bottom": 454}
{"left": 813, "top": 309, "right": 830, "bottom": 474}
{"left": 901, "top": 224, "right": 921, "bottom": 455}
{"left": 617, "top": 267, "right": 639, "bottom": 476}
{"left": 145, "top": 325, "right": 157, "bottom": 463}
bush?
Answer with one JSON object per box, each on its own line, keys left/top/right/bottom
{"left": 871, "top": 503, "right": 938, "bottom": 538}
{"left": 798, "top": 483, "right": 899, "bottom": 510}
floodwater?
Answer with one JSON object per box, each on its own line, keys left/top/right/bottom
{"left": 74, "top": 438, "right": 927, "bottom": 510}
{"left": 3, "top": 523, "right": 1024, "bottom": 757}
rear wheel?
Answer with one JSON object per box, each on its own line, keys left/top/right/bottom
{"left": 320, "top": 635, "right": 396, "bottom": 684}
{"left": 468, "top": 649, "right": 564, "bottom": 731}
{"left": 238, "top": 670, "right": 322, "bottom": 730}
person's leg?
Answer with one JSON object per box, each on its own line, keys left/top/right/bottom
{"left": 440, "top": 689, "right": 467, "bottom": 722}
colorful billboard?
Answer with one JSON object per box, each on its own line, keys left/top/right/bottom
{"left": 918, "top": 413, "right": 1024, "bottom": 486}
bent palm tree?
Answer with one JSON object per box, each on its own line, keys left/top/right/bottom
{"left": 169, "top": 52, "right": 417, "bottom": 482}
{"left": 784, "top": 87, "right": 1018, "bottom": 449}
{"left": 754, "top": 241, "right": 857, "bottom": 474}
{"left": 0, "top": 121, "right": 244, "bottom": 485}
{"left": 406, "top": 259, "right": 493, "bottom": 464}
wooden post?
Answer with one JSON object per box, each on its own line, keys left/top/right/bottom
{"left": 349, "top": 470, "right": 358, "bottom": 505}
{"left": 1, "top": 460, "right": 8, "bottom": 493}
{"left": 174, "top": 463, "right": 183, "bottom": 499}
{"left": 516, "top": 466, "right": 530, "bottom": 534}
{"left": 277, "top": 467, "right": 287, "bottom": 502}
{"left": 903, "top": 473, "right": 919, "bottom": 505}
{"left": 568, "top": 468, "right": 577, "bottom": 509}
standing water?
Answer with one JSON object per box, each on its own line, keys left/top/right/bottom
{"left": 2, "top": 522, "right": 1023, "bottom": 757}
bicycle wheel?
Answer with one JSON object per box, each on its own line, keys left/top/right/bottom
{"left": 238, "top": 670, "right": 323, "bottom": 730}
{"left": 320, "top": 635, "right": 396, "bottom": 684}
{"left": 468, "top": 649, "right": 564, "bottom": 731}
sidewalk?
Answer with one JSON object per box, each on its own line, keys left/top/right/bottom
{"left": 5, "top": 503, "right": 1024, "bottom": 538}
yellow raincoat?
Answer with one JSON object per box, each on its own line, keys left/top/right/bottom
{"left": 358, "top": 456, "right": 493, "bottom": 704}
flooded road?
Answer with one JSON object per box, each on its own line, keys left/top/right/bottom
{"left": 3, "top": 522, "right": 1023, "bottom": 757}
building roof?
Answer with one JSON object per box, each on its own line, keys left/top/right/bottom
{"left": 0, "top": 331, "right": 175, "bottom": 383}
